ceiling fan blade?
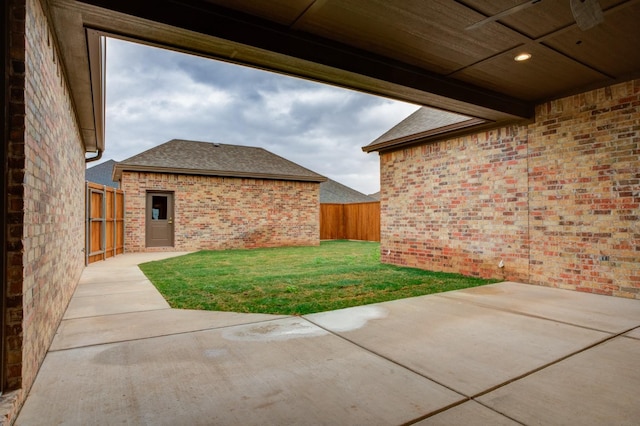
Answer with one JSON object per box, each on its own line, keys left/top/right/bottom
{"left": 466, "top": 0, "right": 542, "bottom": 31}
{"left": 570, "top": 0, "right": 604, "bottom": 30}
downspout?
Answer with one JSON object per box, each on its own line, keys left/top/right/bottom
{"left": 84, "top": 30, "right": 106, "bottom": 164}
{"left": 85, "top": 149, "right": 103, "bottom": 163}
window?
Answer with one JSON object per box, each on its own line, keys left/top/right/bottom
{"left": 151, "top": 195, "right": 168, "bottom": 220}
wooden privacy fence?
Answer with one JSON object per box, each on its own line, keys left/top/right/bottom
{"left": 86, "top": 182, "right": 125, "bottom": 264}
{"left": 320, "top": 202, "right": 380, "bottom": 242}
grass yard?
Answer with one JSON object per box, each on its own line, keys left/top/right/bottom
{"left": 139, "top": 240, "right": 500, "bottom": 315}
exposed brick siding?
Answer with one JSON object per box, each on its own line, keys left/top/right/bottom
{"left": 530, "top": 81, "right": 639, "bottom": 297}
{"left": 3, "top": 0, "right": 85, "bottom": 421}
{"left": 380, "top": 126, "right": 530, "bottom": 282}
{"left": 121, "top": 172, "right": 320, "bottom": 251}
{"left": 380, "top": 79, "right": 639, "bottom": 299}
{"left": 5, "top": 0, "right": 28, "bottom": 406}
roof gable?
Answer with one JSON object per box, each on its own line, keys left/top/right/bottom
{"left": 320, "top": 179, "right": 376, "bottom": 204}
{"left": 362, "top": 107, "right": 486, "bottom": 153}
{"left": 113, "top": 139, "right": 326, "bottom": 183}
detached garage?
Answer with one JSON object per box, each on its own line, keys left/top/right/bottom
{"left": 113, "top": 139, "right": 326, "bottom": 252}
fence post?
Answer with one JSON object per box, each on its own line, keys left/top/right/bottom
{"left": 85, "top": 182, "right": 89, "bottom": 266}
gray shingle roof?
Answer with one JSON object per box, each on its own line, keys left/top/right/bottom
{"left": 86, "top": 159, "right": 119, "bottom": 188}
{"left": 320, "top": 179, "right": 377, "bottom": 204}
{"left": 362, "top": 107, "right": 483, "bottom": 152}
{"left": 113, "top": 139, "right": 327, "bottom": 183}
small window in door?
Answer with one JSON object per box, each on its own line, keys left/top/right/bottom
{"left": 151, "top": 195, "right": 168, "bottom": 220}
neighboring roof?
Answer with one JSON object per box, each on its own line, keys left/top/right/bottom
{"left": 86, "top": 160, "right": 119, "bottom": 188}
{"left": 113, "top": 139, "right": 327, "bottom": 183}
{"left": 368, "top": 192, "right": 380, "bottom": 201}
{"left": 362, "top": 107, "right": 486, "bottom": 153}
{"left": 320, "top": 179, "right": 377, "bottom": 204}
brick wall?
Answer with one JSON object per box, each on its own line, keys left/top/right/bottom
{"left": 5, "top": 0, "right": 28, "bottom": 399}
{"left": 380, "top": 79, "right": 639, "bottom": 299}
{"left": 121, "top": 172, "right": 320, "bottom": 251}
{"left": 380, "top": 126, "right": 530, "bottom": 282}
{"left": 530, "top": 80, "right": 639, "bottom": 297}
{"left": 3, "top": 0, "right": 85, "bottom": 421}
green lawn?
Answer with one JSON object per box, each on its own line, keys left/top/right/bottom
{"left": 139, "top": 240, "right": 499, "bottom": 315}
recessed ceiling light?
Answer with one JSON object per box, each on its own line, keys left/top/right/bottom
{"left": 514, "top": 53, "right": 532, "bottom": 62}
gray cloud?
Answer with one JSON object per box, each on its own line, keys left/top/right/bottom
{"left": 104, "top": 38, "right": 418, "bottom": 194}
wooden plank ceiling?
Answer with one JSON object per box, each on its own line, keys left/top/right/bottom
{"left": 199, "top": 0, "right": 639, "bottom": 101}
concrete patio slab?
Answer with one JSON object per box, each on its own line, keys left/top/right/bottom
{"left": 77, "top": 252, "right": 190, "bottom": 284}
{"left": 415, "top": 400, "right": 520, "bottom": 425}
{"left": 305, "top": 296, "right": 611, "bottom": 396}
{"left": 63, "top": 254, "right": 190, "bottom": 320}
{"left": 441, "top": 282, "right": 640, "bottom": 333}
{"left": 87, "top": 252, "right": 192, "bottom": 268}
{"left": 478, "top": 336, "right": 640, "bottom": 425}
{"left": 14, "top": 252, "right": 640, "bottom": 425}
{"left": 72, "top": 279, "right": 157, "bottom": 297}
{"left": 17, "top": 317, "right": 464, "bottom": 426}
{"left": 63, "top": 288, "right": 171, "bottom": 319}
{"left": 51, "top": 309, "right": 287, "bottom": 351}
{"left": 77, "top": 266, "right": 147, "bottom": 284}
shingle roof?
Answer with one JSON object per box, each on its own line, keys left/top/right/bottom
{"left": 86, "top": 159, "right": 119, "bottom": 188}
{"left": 320, "top": 179, "right": 377, "bottom": 204}
{"left": 362, "top": 107, "right": 484, "bottom": 153}
{"left": 113, "top": 139, "right": 326, "bottom": 183}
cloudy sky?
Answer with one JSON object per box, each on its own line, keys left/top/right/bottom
{"left": 101, "top": 38, "right": 419, "bottom": 195}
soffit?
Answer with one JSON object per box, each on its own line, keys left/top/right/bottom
{"left": 198, "top": 0, "right": 640, "bottom": 100}
{"left": 48, "top": 0, "right": 640, "bottom": 153}
{"left": 278, "top": 0, "right": 530, "bottom": 76}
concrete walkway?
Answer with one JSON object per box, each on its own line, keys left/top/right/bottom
{"left": 15, "top": 253, "right": 640, "bottom": 425}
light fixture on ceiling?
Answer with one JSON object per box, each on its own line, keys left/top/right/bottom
{"left": 514, "top": 52, "right": 532, "bottom": 62}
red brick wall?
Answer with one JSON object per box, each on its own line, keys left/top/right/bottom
{"left": 6, "top": 0, "right": 28, "bottom": 400}
{"left": 380, "top": 126, "right": 530, "bottom": 282}
{"left": 121, "top": 172, "right": 320, "bottom": 251}
{"left": 529, "top": 81, "right": 639, "bottom": 297}
{"left": 3, "top": 0, "right": 85, "bottom": 420}
{"left": 380, "top": 79, "right": 639, "bottom": 298}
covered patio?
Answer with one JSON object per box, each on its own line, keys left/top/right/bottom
{"left": 3, "top": 0, "right": 639, "bottom": 422}
{"left": 15, "top": 253, "right": 640, "bottom": 425}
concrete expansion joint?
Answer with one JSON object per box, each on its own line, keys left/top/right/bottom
{"left": 399, "top": 324, "right": 639, "bottom": 425}
{"left": 470, "top": 325, "right": 638, "bottom": 402}
{"left": 51, "top": 310, "right": 293, "bottom": 352}
{"left": 398, "top": 398, "right": 474, "bottom": 426}
{"left": 61, "top": 307, "right": 171, "bottom": 323}
{"left": 77, "top": 277, "right": 150, "bottom": 284}
{"left": 304, "top": 315, "right": 466, "bottom": 397}
{"left": 624, "top": 325, "right": 640, "bottom": 341}
{"left": 438, "top": 290, "right": 628, "bottom": 335}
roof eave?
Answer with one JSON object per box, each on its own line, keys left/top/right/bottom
{"left": 362, "top": 118, "right": 489, "bottom": 153}
{"left": 87, "top": 29, "right": 106, "bottom": 153}
{"left": 48, "top": 3, "right": 106, "bottom": 154}
{"left": 113, "top": 164, "right": 327, "bottom": 183}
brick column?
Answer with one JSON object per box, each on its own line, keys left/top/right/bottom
{"left": 5, "top": 0, "right": 26, "bottom": 393}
